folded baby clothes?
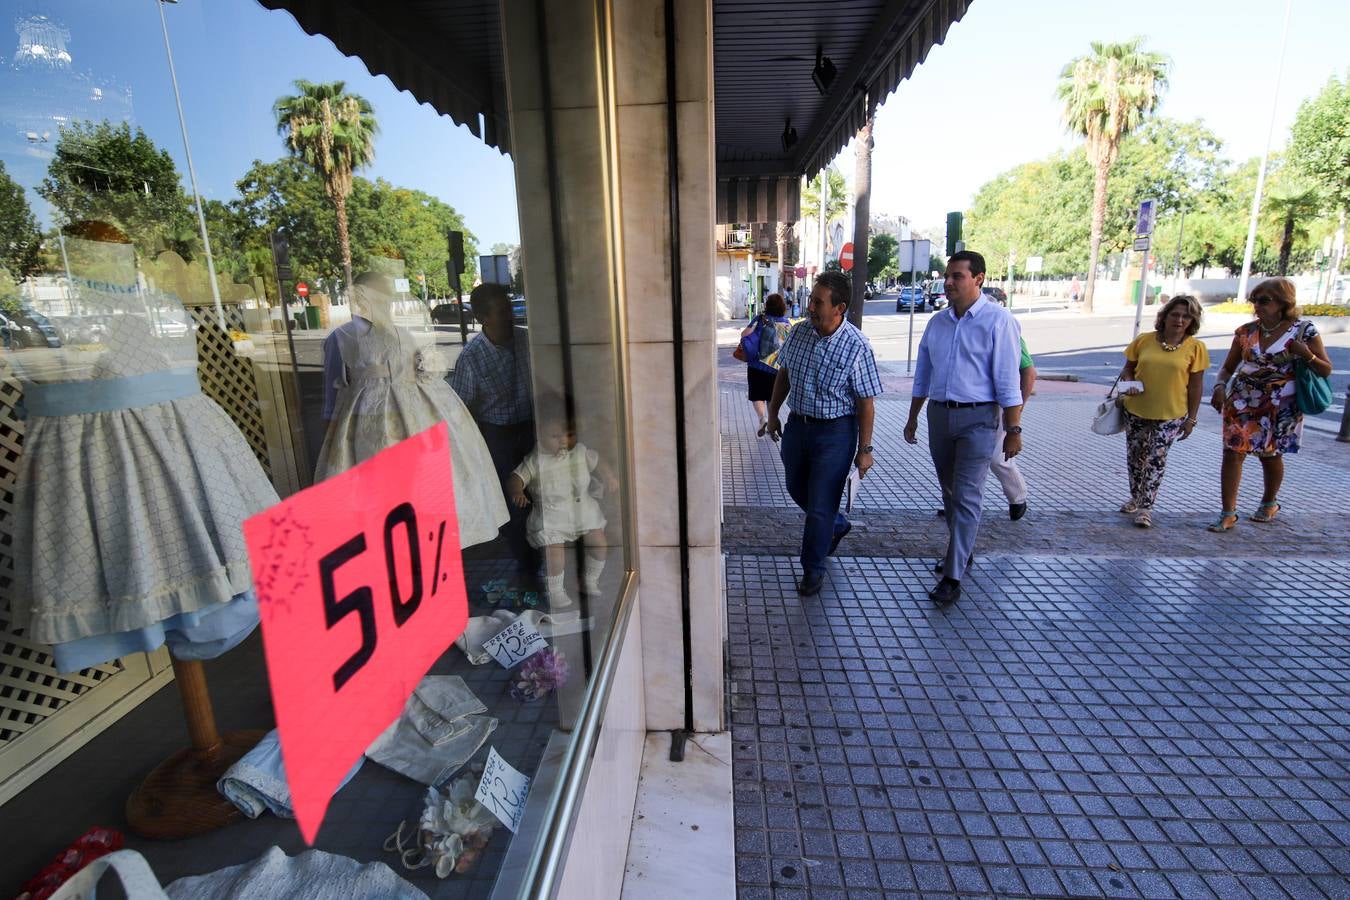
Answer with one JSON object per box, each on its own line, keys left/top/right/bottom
{"left": 455, "top": 610, "right": 563, "bottom": 665}
{"left": 366, "top": 676, "right": 496, "bottom": 786}
{"left": 217, "top": 729, "right": 363, "bottom": 819}
{"left": 48, "top": 848, "right": 427, "bottom": 900}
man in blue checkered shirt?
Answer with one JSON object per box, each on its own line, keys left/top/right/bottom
{"left": 764, "top": 272, "right": 882, "bottom": 596}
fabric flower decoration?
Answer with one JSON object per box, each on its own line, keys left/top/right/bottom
{"left": 510, "top": 648, "right": 569, "bottom": 702}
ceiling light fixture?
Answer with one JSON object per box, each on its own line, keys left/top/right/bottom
{"left": 781, "top": 118, "right": 798, "bottom": 152}
{"left": 812, "top": 47, "right": 836, "bottom": 95}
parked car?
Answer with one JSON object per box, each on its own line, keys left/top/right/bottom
{"left": 511, "top": 297, "right": 528, "bottom": 324}
{"left": 981, "top": 286, "right": 1007, "bottom": 306}
{"left": 2, "top": 306, "right": 62, "bottom": 348}
{"left": 895, "top": 286, "right": 927, "bottom": 312}
{"left": 50, "top": 314, "right": 108, "bottom": 345}
{"left": 925, "top": 281, "right": 946, "bottom": 310}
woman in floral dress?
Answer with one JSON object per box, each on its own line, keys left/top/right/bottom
{"left": 1207, "top": 278, "right": 1333, "bottom": 532}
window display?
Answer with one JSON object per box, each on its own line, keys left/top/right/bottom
{"left": 0, "top": 1, "right": 631, "bottom": 897}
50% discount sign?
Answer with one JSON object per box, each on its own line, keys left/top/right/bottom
{"left": 243, "top": 423, "right": 469, "bottom": 843}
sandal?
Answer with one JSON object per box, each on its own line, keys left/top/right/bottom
{"left": 1133, "top": 509, "right": 1152, "bottom": 528}
{"left": 1119, "top": 500, "right": 1139, "bottom": 514}
{"left": 1250, "top": 501, "right": 1280, "bottom": 523}
{"left": 1207, "top": 510, "right": 1238, "bottom": 533}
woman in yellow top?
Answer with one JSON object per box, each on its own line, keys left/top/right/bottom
{"left": 1115, "top": 295, "right": 1210, "bottom": 528}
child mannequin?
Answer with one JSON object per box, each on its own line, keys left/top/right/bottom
{"left": 507, "top": 414, "right": 618, "bottom": 609}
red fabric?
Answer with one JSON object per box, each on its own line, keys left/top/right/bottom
{"left": 17, "top": 827, "right": 124, "bottom": 900}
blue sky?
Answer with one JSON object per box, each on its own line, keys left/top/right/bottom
{"left": 4, "top": 0, "right": 1347, "bottom": 247}
{"left": 865, "top": 0, "right": 1350, "bottom": 230}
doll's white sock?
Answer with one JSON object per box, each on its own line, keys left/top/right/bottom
{"left": 545, "top": 573, "right": 573, "bottom": 609}
{"left": 583, "top": 555, "right": 605, "bottom": 595}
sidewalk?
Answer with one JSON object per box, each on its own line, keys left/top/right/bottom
{"left": 719, "top": 351, "right": 1350, "bottom": 899}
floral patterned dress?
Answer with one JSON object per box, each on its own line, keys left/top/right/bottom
{"left": 1222, "top": 320, "right": 1317, "bottom": 457}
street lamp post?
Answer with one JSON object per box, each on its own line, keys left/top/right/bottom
{"left": 156, "top": 0, "right": 225, "bottom": 329}
{"left": 1236, "top": 0, "right": 1293, "bottom": 305}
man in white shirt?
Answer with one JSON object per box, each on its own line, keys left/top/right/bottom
{"left": 904, "top": 251, "right": 1024, "bottom": 606}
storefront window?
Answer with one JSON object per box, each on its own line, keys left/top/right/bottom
{"left": 0, "top": 1, "right": 630, "bottom": 896}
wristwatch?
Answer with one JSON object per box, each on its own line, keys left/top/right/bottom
{"left": 1006, "top": 426, "right": 1023, "bottom": 435}
{"left": 859, "top": 445, "right": 874, "bottom": 454}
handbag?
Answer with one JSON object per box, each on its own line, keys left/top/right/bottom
{"left": 1090, "top": 372, "right": 1127, "bottom": 435}
{"left": 733, "top": 317, "right": 763, "bottom": 363}
{"left": 1293, "top": 321, "right": 1332, "bottom": 415}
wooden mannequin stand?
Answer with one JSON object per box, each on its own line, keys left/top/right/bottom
{"left": 125, "top": 658, "right": 265, "bottom": 840}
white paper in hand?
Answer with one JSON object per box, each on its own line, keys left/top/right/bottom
{"left": 475, "top": 746, "right": 532, "bottom": 833}
{"left": 482, "top": 619, "right": 548, "bottom": 669}
{"left": 845, "top": 467, "right": 860, "bottom": 513}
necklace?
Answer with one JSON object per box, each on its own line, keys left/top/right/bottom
{"left": 1258, "top": 321, "right": 1281, "bottom": 336}
{"left": 1159, "top": 335, "right": 1183, "bottom": 352}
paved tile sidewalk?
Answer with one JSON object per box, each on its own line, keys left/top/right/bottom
{"left": 728, "top": 554, "right": 1350, "bottom": 899}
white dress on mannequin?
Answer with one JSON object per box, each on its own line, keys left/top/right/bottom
{"left": 8, "top": 234, "right": 277, "bottom": 671}
{"left": 315, "top": 288, "right": 508, "bottom": 550}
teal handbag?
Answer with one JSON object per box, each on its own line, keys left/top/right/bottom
{"left": 1293, "top": 322, "right": 1332, "bottom": 415}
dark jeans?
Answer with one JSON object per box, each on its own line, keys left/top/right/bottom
{"left": 780, "top": 413, "right": 856, "bottom": 576}
{"left": 478, "top": 419, "right": 538, "bottom": 574}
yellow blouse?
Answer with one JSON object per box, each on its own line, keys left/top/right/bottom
{"left": 1122, "top": 332, "right": 1210, "bottom": 421}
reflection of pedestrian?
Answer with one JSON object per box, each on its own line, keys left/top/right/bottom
{"left": 763, "top": 273, "right": 881, "bottom": 597}
{"left": 1208, "top": 278, "right": 1332, "bottom": 532}
{"left": 449, "top": 283, "right": 537, "bottom": 576}
{"left": 904, "top": 251, "right": 1023, "bottom": 607}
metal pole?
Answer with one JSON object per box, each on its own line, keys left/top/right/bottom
{"left": 156, "top": 0, "right": 225, "bottom": 329}
{"left": 818, "top": 172, "right": 828, "bottom": 278}
{"left": 906, "top": 241, "right": 917, "bottom": 375}
{"left": 1236, "top": 0, "right": 1293, "bottom": 305}
{"left": 1133, "top": 254, "right": 1150, "bottom": 339}
{"left": 1172, "top": 206, "right": 1186, "bottom": 295}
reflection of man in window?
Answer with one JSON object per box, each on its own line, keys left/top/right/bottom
{"left": 449, "top": 283, "right": 536, "bottom": 572}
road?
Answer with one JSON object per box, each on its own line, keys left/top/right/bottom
{"left": 852, "top": 288, "right": 1350, "bottom": 436}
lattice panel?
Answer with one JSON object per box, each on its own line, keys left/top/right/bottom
{"left": 189, "top": 306, "right": 273, "bottom": 478}
{"left": 0, "top": 359, "right": 24, "bottom": 606}
{"left": 0, "top": 611, "right": 123, "bottom": 744}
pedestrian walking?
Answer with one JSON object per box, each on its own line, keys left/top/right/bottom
{"left": 1207, "top": 278, "right": 1333, "bottom": 532}
{"left": 739, "top": 293, "right": 791, "bottom": 433}
{"left": 763, "top": 272, "right": 881, "bottom": 597}
{"left": 1115, "top": 295, "right": 1209, "bottom": 528}
{"left": 991, "top": 337, "right": 1035, "bottom": 520}
{"left": 904, "top": 250, "right": 1023, "bottom": 607}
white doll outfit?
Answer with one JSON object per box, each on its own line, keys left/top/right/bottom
{"left": 511, "top": 442, "right": 606, "bottom": 548}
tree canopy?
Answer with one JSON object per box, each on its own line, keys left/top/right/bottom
{"left": 1288, "top": 72, "right": 1350, "bottom": 215}
{"left": 37, "top": 121, "right": 197, "bottom": 259}
{"left": 0, "top": 161, "right": 42, "bottom": 278}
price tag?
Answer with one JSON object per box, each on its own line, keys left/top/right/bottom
{"left": 482, "top": 619, "right": 547, "bottom": 669}
{"left": 475, "top": 746, "right": 532, "bottom": 833}
{"left": 242, "top": 423, "right": 469, "bottom": 843}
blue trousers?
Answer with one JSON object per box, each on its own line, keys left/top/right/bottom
{"left": 780, "top": 414, "right": 856, "bottom": 576}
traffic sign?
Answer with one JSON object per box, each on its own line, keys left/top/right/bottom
{"left": 295, "top": 282, "right": 309, "bottom": 298}
{"left": 1136, "top": 199, "right": 1157, "bottom": 236}
{"left": 393, "top": 277, "right": 411, "bottom": 294}
{"left": 1133, "top": 236, "right": 1152, "bottom": 252}
{"left": 1025, "top": 256, "right": 1043, "bottom": 273}
{"left": 794, "top": 265, "right": 807, "bottom": 278}
{"left": 840, "top": 242, "right": 855, "bottom": 271}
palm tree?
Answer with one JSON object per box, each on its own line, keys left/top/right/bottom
{"left": 1057, "top": 39, "right": 1169, "bottom": 313}
{"left": 802, "top": 167, "right": 849, "bottom": 258}
{"left": 1264, "top": 180, "right": 1322, "bottom": 275}
{"left": 274, "top": 80, "right": 377, "bottom": 291}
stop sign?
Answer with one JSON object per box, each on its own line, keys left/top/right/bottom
{"left": 794, "top": 265, "right": 807, "bottom": 278}
{"left": 840, "top": 242, "right": 855, "bottom": 271}
{"left": 296, "top": 282, "right": 309, "bottom": 298}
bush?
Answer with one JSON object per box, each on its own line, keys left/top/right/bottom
{"left": 1204, "top": 299, "right": 1349, "bottom": 316}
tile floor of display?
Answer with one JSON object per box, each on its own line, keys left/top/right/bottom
{"left": 2, "top": 559, "right": 596, "bottom": 898}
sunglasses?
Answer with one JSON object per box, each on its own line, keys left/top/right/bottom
{"left": 1251, "top": 296, "right": 1278, "bottom": 305}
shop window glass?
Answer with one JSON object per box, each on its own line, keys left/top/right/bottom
{"left": 0, "top": 1, "right": 630, "bottom": 896}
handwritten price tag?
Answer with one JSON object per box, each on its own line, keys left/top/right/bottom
{"left": 242, "top": 423, "right": 468, "bottom": 843}
{"left": 475, "top": 746, "right": 531, "bottom": 834}
{"left": 482, "top": 620, "right": 547, "bottom": 669}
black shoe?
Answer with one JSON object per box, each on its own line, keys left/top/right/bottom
{"left": 933, "top": 555, "right": 974, "bottom": 574}
{"left": 929, "top": 578, "right": 961, "bottom": 606}
{"left": 798, "top": 572, "right": 824, "bottom": 596}
{"left": 828, "top": 522, "right": 852, "bottom": 556}
{"left": 1010, "top": 501, "right": 1027, "bottom": 521}
{"left": 935, "top": 508, "right": 946, "bottom": 517}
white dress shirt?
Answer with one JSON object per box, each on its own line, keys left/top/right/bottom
{"left": 912, "top": 294, "right": 1023, "bottom": 408}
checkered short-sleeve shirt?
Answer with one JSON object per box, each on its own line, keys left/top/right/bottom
{"left": 778, "top": 319, "right": 883, "bottom": 418}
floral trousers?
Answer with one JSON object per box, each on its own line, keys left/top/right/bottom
{"left": 1125, "top": 411, "right": 1186, "bottom": 510}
